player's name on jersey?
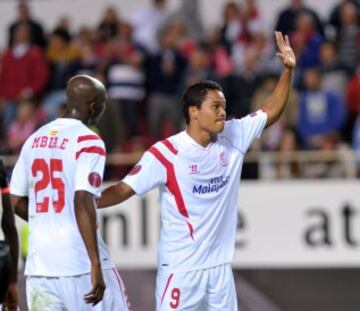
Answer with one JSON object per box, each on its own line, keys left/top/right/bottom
{"left": 31, "top": 135, "right": 69, "bottom": 150}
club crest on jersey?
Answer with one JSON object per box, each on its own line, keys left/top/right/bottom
{"left": 219, "top": 152, "right": 228, "bottom": 166}
{"left": 88, "top": 172, "right": 102, "bottom": 188}
{"left": 128, "top": 165, "right": 142, "bottom": 176}
{"left": 189, "top": 164, "right": 199, "bottom": 175}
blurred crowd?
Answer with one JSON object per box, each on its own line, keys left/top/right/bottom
{"left": 0, "top": 0, "right": 359, "bottom": 178}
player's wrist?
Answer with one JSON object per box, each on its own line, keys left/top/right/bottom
{"left": 91, "top": 261, "right": 102, "bottom": 268}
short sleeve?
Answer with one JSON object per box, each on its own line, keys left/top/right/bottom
{"left": 10, "top": 144, "right": 29, "bottom": 196}
{"left": 123, "top": 151, "right": 167, "bottom": 196}
{"left": 75, "top": 136, "right": 106, "bottom": 198}
{"left": 222, "top": 110, "right": 267, "bottom": 153}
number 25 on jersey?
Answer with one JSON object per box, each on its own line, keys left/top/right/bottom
{"left": 31, "top": 158, "right": 65, "bottom": 213}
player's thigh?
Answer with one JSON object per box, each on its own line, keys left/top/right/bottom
{"left": 62, "top": 269, "right": 131, "bottom": 311}
{"left": 26, "top": 276, "right": 66, "bottom": 311}
{"left": 205, "top": 264, "right": 237, "bottom": 311}
{"left": 156, "top": 269, "right": 206, "bottom": 311}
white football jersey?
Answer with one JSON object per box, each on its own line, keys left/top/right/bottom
{"left": 10, "top": 118, "right": 113, "bottom": 276}
{"left": 123, "top": 110, "right": 267, "bottom": 272}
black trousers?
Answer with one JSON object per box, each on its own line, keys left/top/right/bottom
{"left": 0, "top": 241, "right": 11, "bottom": 303}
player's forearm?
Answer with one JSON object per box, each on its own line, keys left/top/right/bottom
{"left": 263, "top": 67, "right": 294, "bottom": 127}
{"left": 75, "top": 192, "right": 101, "bottom": 267}
{"left": 1, "top": 194, "right": 19, "bottom": 282}
{"left": 98, "top": 182, "right": 135, "bottom": 208}
{"left": 11, "top": 196, "right": 28, "bottom": 221}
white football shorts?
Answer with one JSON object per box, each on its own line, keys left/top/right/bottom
{"left": 26, "top": 268, "right": 131, "bottom": 310}
{"left": 156, "top": 263, "right": 237, "bottom": 311}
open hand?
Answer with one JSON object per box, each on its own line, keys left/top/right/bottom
{"left": 84, "top": 264, "right": 105, "bottom": 306}
{"left": 275, "top": 31, "right": 296, "bottom": 69}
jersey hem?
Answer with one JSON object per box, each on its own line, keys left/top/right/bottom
{"left": 158, "top": 260, "right": 232, "bottom": 273}
{"left": 24, "top": 265, "right": 115, "bottom": 277}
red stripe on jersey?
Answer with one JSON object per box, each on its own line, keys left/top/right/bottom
{"left": 161, "top": 273, "right": 174, "bottom": 305}
{"left": 77, "top": 135, "right": 101, "bottom": 143}
{"left": 75, "top": 146, "right": 106, "bottom": 159}
{"left": 1, "top": 187, "right": 10, "bottom": 194}
{"left": 186, "top": 221, "right": 195, "bottom": 241}
{"left": 149, "top": 146, "right": 188, "bottom": 218}
{"left": 112, "top": 268, "right": 126, "bottom": 305}
{"left": 161, "top": 139, "right": 178, "bottom": 155}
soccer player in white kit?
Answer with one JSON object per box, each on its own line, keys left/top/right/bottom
{"left": 99, "top": 32, "right": 296, "bottom": 310}
{"left": 10, "top": 75, "right": 131, "bottom": 310}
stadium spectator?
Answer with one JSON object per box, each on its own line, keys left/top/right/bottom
{"left": 231, "top": 47, "right": 262, "bottom": 118}
{"left": 251, "top": 73, "right": 299, "bottom": 151}
{"left": 146, "top": 24, "right": 187, "bottom": 139}
{"left": 274, "top": 0, "right": 324, "bottom": 36}
{"left": 352, "top": 115, "right": 360, "bottom": 176}
{"left": 97, "top": 6, "right": 120, "bottom": 42}
{"left": 106, "top": 21, "right": 146, "bottom": 139}
{"left": 130, "top": 0, "right": 169, "bottom": 54}
{"left": 297, "top": 68, "right": 346, "bottom": 149}
{"left": 180, "top": 46, "right": 213, "bottom": 90}
{"left": 0, "top": 23, "right": 48, "bottom": 134}
{"left": 6, "top": 99, "right": 41, "bottom": 154}
{"left": 54, "top": 15, "right": 72, "bottom": 35}
{"left": 42, "top": 27, "right": 79, "bottom": 121}
{"left": 204, "top": 27, "right": 235, "bottom": 113}
{"left": 344, "top": 66, "right": 360, "bottom": 142}
{"left": 334, "top": 1, "right": 360, "bottom": 74}
{"left": 220, "top": 1, "right": 242, "bottom": 51}
{"left": 7, "top": 1, "right": 46, "bottom": 48}
{"left": 70, "top": 41, "right": 99, "bottom": 77}
{"left": 170, "top": 0, "right": 204, "bottom": 42}
{"left": 318, "top": 41, "right": 348, "bottom": 97}
{"left": 290, "top": 12, "right": 323, "bottom": 70}
{"left": 327, "top": 0, "right": 360, "bottom": 39}
{"left": 275, "top": 127, "right": 301, "bottom": 178}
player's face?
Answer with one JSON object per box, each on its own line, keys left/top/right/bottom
{"left": 194, "top": 90, "right": 226, "bottom": 134}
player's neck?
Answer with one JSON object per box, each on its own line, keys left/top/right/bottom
{"left": 186, "top": 126, "right": 216, "bottom": 148}
{"left": 63, "top": 109, "right": 86, "bottom": 124}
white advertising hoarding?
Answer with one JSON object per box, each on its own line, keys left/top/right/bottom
{"left": 15, "top": 180, "right": 360, "bottom": 268}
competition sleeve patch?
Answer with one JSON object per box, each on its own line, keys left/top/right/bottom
{"left": 88, "top": 172, "right": 102, "bottom": 188}
{"left": 128, "top": 165, "right": 142, "bottom": 176}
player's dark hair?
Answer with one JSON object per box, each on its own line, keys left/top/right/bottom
{"left": 182, "top": 80, "right": 223, "bottom": 124}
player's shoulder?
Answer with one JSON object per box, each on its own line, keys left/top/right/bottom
{"left": 151, "top": 132, "right": 182, "bottom": 155}
{"left": 76, "top": 126, "right": 104, "bottom": 146}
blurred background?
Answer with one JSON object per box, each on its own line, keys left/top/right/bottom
{"left": 0, "top": 0, "right": 360, "bottom": 310}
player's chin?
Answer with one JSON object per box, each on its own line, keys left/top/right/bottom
{"left": 214, "top": 121, "right": 225, "bottom": 133}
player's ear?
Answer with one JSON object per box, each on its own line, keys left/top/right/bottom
{"left": 89, "top": 102, "right": 96, "bottom": 116}
{"left": 189, "top": 106, "right": 199, "bottom": 122}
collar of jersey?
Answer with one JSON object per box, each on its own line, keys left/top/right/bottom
{"left": 54, "top": 118, "right": 82, "bottom": 124}
{"left": 183, "top": 131, "right": 214, "bottom": 151}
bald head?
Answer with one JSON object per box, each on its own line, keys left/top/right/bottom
{"left": 66, "top": 75, "right": 107, "bottom": 123}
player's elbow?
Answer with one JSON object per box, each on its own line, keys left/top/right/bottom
{"left": 264, "top": 107, "right": 283, "bottom": 127}
{"left": 74, "top": 190, "right": 95, "bottom": 210}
